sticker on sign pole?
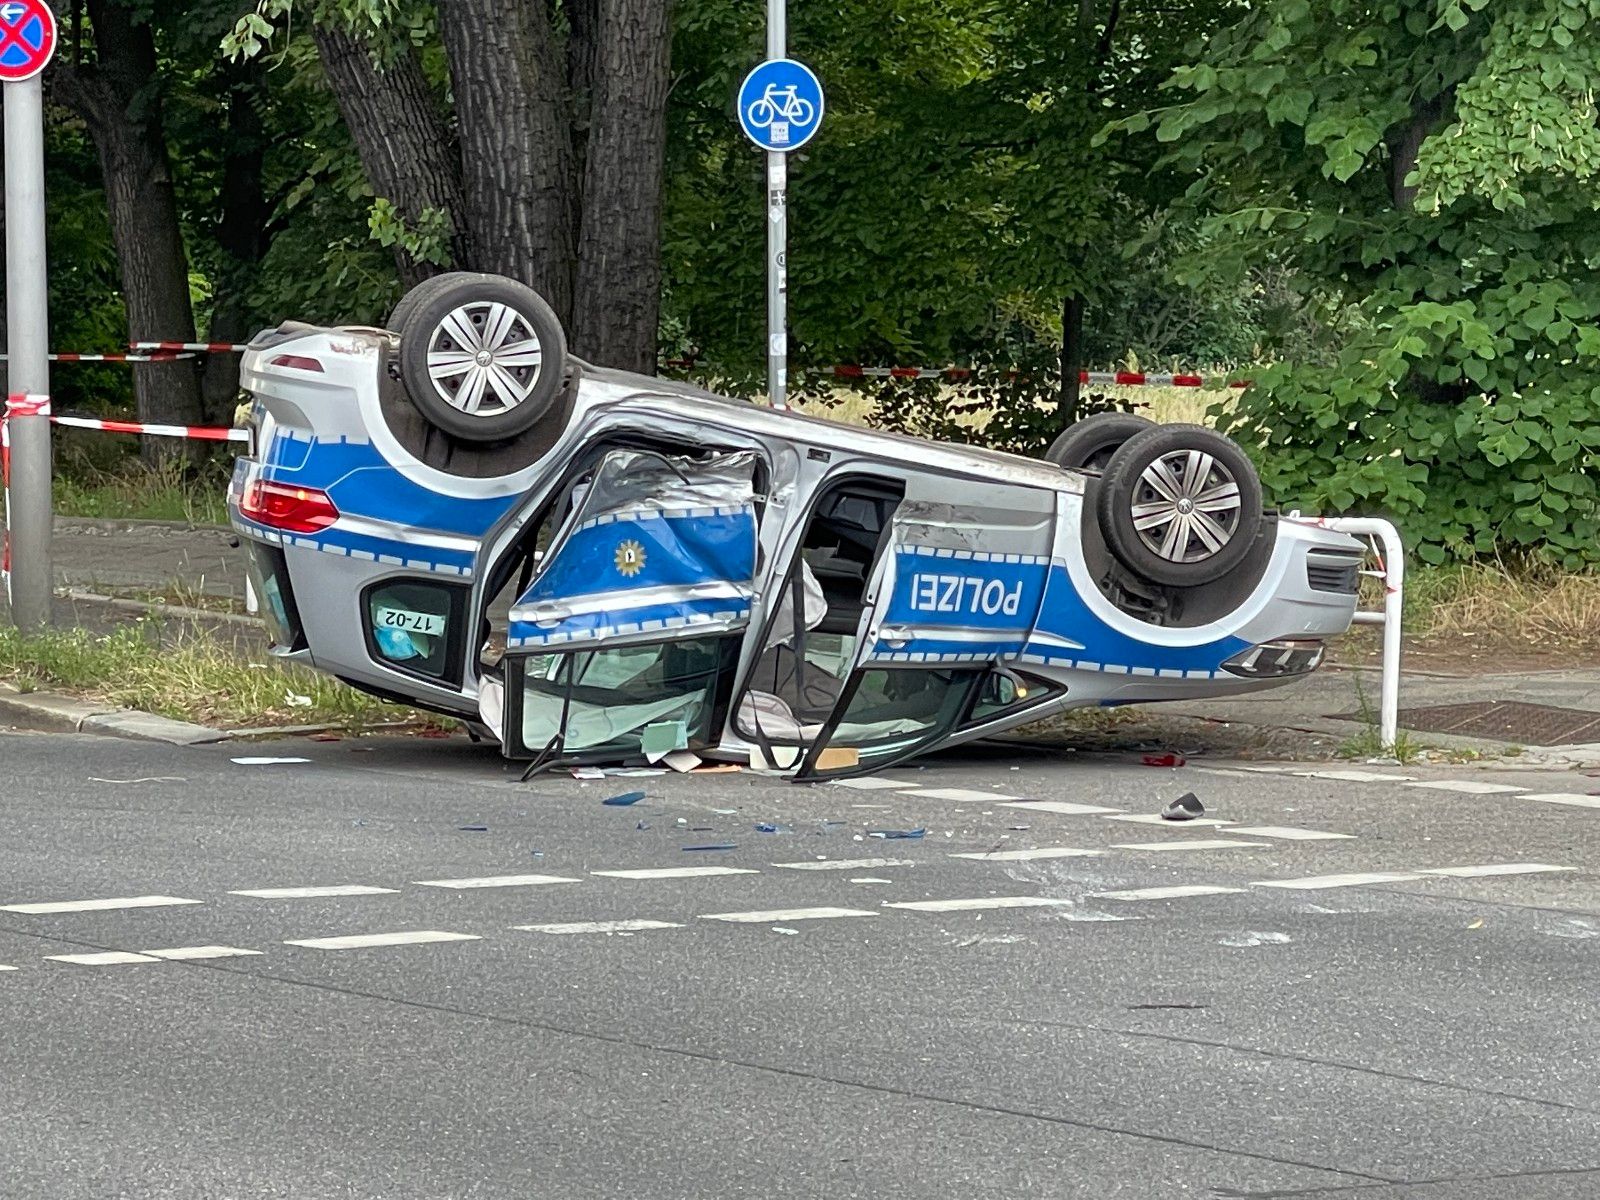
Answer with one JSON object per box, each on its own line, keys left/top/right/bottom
{"left": 0, "top": 0, "right": 56, "bottom": 83}
{"left": 738, "top": 58, "right": 825, "bottom": 153}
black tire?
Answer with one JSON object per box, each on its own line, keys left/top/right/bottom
{"left": 1044, "top": 411, "right": 1155, "bottom": 473}
{"left": 1096, "top": 423, "right": 1264, "bottom": 587}
{"left": 386, "top": 271, "right": 482, "bottom": 337}
{"left": 398, "top": 273, "right": 567, "bottom": 443}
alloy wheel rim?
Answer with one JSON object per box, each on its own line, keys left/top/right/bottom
{"left": 1128, "top": 449, "right": 1242, "bottom": 563}
{"left": 425, "top": 302, "right": 545, "bottom": 418}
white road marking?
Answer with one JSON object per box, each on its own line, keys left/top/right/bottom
{"left": 949, "top": 847, "right": 1104, "bottom": 862}
{"left": 514, "top": 919, "right": 683, "bottom": 935}
{"left": 1253, "top": 872, "right": 1422, "bottom": 890}
{"left": 1296, "top": 769, "right": 1416, "bottom": 782}
{"left": 284, "top": 930, "right": 482, "bottom": 950}
{"left": 45, "top": 951, "right": 159, "bottom": 966}
{"left": 1404, "top": 780, "right": 1526, "bottom": 795}
{"left": 230, "top": 885, "right": 399, "bottom": 899}
{"left": 1102, "top": 814, "right": 1235, "bottom": 828}
{"left": 591, "top": 866, "right": 759, "bottom": 880}
{"left": 0, "top": 894, "right": 203, "bottom": 915}
{"left": 143, "top": 945, "right": 263, "bottom": 961}
{"left": 770, "top": 858, "right": 913, "bottom": 871}
{"left": 0, "top": 965, "right": 16, "bottom": 972}
{"left": 1113, "top": 839, "right": 1268, "bottom": 852}
{"left": 885, "top": 896, "right": 1076, "bottom": 913}
{"left": 1237, "top": 765, "right": 1298, "bottom": 773}
{"left": 831, "top": 778, "right": 921, "bottom": 790}
{"left": 413, "top": 874, "right": 581, "bottom": 890}
{"left": 1094, "top": 884, "right": 1247, "bottom": 901}
{"left": 1526, "top": 794, "right": 1600, "bottom": 809}
{"left": 700, "top": 907, "right": 876, "bottom": 923}
{"left": 1002, "top": 800, "right": 1124, "bottom": 816}
{"left": 1226, "top": 825, "right": 1354, "bottom": 841}
{"left": 850, "top": 877, "right": 894, "bottom": 884}
{"left": 915, "top": 788, "right": 1023, "bottom": 802}
{"left": 1419, "top": 863, "right": 1574, "bottom": 878}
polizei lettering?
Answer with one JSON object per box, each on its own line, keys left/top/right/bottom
{"left": 909, "top": 573, "right": 1023, "bottom": 617}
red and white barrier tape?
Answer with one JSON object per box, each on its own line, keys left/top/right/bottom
{"left": 50, "top": 415, "right": 248, "bottom": 442}
{"left": 817, "top": 365, "right": 1251, "bottom": 387}
{"left": 131, "top": 341, "right": 250, "bottom": 353}
{"left": 0, "top": 352, "right": 195, "bottom": 363}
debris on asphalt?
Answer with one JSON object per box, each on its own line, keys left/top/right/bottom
{"left": 308, "top": 733, "right": 342, "bottom": 742}
{"left": 602, "top": 791, "right": 647, "bottom": 807}
{"left": 754, "top": 822, "right": 792, "bottom": 834}
{"left": 231, "top": 757, "right": 310, "bottom": 766}
{"left": 1467, "top": 918, "right": 1484, "bottom": 929}
{"left": 642, "top": 719, "right": 689, "bottom": 763}
{"left": 635, "top": 820, "right": 650, "bottom": 831}
{"left": 712, "top": 808, "right": 738, "bottom": 815}
{"left": 571, "top": 767, "right": 606, "bottom": 780}
{"left": 693, "top": 764, "right": 742, "bottom": 774}
{"left": 1161, "top": 792, "right": 1205, "bottom": 821}
{"left": 88, "top": 776, "right": 186, "bottom": 784}
{"left": 850, "top": 877, "right": 892, "bottom": 884}
{"left": 1009, "top": 825, "right": 1030, "bottom": 831}
{"left": 869, "top": 828, "right": 927, "bottom": 840}
{"left": 530, "top": 850, "right": 544, "bottom": 858}
{"left": 771, "top": 926, "right": 799, "bottom": 935}
{"left": 682, "top": 843, "right": 737, "bottom": 852}
{"left": 1143, "top": 752, "right": 1187, "bottom": 768}
{"left": 663, "top": 750, "right": 701, "bottom": 773}
{"left": 458, "top": 824, "right": 488, "bottom": 832}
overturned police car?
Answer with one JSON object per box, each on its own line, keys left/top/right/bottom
{"left": 229, "top": 273, "right": 1364, "bottom": 779}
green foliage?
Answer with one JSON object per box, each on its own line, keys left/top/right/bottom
{"left": 1117, "top": 0, "right": 1600, "bottom": 564}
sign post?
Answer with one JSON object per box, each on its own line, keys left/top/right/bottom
{"left": 1, "top": 0, "right": 56, "bottom": 631}
{"left": 738, "top": 11, "right": 824, "bottom": 411}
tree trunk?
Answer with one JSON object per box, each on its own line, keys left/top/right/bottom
{"left": 1387, "top": 92, "right": 1447, "bottom": 210}
{"left": 1058, "top": 293, "right": 1085, "bottom": 427}
{"left": 571, "top": 0, "right": 674, "bottom": 371}
{"left": 201, "top": 63, "right": 271, "bottom": 424}
{"left": 54, "top": 0, "right": 205, "bottom": 447}
{"left": 438, "top": 0, "right": 578, "bottom": 323}
{"left": 312, "top": 26, "right": 471, "bottom": 290}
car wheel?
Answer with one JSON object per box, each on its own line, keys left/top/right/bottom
{"left": 398, "top": 274, "right": 567, "bottom": 443}
{"left": 1044, "top": 412, "right": 1155, "bottom": 472}
{"left": 386, "top": 271, "right": 481, "bottom": 337}
{"left": 1096, "top": 423, "right": 1264, "bottom": 587}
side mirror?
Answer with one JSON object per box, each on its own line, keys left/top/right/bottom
{"left": 980, "top": 669, "right": 1027, "bottom": 709}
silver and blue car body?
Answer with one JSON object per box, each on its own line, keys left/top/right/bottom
{"left": 229, "top": 321, "right": 1364, "bottom": 779}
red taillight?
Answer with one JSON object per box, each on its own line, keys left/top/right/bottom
{"left": 269, "top": 354, "right": 324, "bottom": 373}
{"left": 240, "top": 479, "right": 339, "bottom": 534}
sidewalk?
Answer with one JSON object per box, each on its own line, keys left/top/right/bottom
{"left": 16, "top": 520, "right": 1600, "bottom": 765}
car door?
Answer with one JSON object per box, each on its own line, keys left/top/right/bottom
{"left": 793, "top": 475, "right": 1059, "bottom": 780}
{"left": 497, "top": 446, "right": 763, "bottom": 766}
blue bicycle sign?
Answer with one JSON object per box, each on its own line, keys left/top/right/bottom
{"left": 738, "top": 58, "right": 824, "bottom": 152}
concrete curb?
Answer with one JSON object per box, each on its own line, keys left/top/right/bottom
{"left": 0, "top": 683, "right": 229, "bottom": 745}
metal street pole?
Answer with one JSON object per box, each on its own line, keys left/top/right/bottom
{"left": 766, "top": 0, "right": 787, "bottom": 410}
{"left": 4, "top": 72, "right": 54, "bottom": 631}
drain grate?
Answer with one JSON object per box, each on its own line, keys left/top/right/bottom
{"left": 1330, "top": 700, "right": 1600, "bottom": 746}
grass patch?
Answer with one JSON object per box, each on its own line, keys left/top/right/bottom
{"left": 0, "top": 621, "right": 433, "bottom": 729}
{"left": 49, "top": 460, "right": 229, "bottom": 526}
{"left": 1400, "top": 561, "right": 1600, "bottom": 647}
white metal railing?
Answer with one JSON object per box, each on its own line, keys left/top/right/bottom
{"left": 1290, "top": 514, "right": 1404, "bottom": 753}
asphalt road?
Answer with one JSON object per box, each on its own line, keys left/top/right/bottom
{"left": 2, "top": 730, "right": 1598, "bottom": 1199}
